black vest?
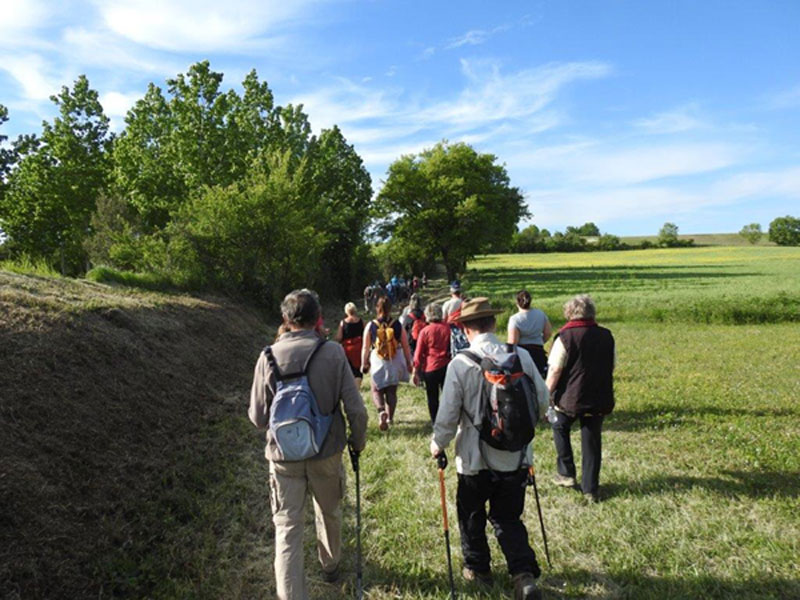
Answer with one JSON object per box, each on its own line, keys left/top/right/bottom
{"left": 554, "top": 325, "right": 615, "bottom": 416}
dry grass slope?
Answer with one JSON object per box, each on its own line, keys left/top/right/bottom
{"left": 0, "top": 272, "right": 272, "bottom": 599}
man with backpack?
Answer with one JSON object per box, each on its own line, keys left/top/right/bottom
{"left": 430, "top": 297, "right": 549, "bottom": 600}
{"left": 249, "top": 289, "right": 368, "bottom": 599}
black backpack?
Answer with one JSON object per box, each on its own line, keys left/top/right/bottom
{"left": 461, "top": 347, "right": 538, "bottom": 453}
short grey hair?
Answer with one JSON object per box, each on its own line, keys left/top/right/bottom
{"left": 281, "top": 289, "right": 321, "bottom": 327}
{"left": 563, "top": 294, "right": 596, "bottom": 321}
{"left": 409, "top": 293, "right": 422, "bottom": 311}
{"left": 424, "top": 302, "right": 443, "bottom": 322}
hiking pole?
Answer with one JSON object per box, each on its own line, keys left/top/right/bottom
{"left": 436, "top": 451, "right": 457, "bottom": 600}
{"left": 527, "top": 465, "right": 552, "bottom": 568}
{"left": 348, "top": 443, "right": 363, "bottom": 600}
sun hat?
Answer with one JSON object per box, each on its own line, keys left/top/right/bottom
{"left": 457, "top": 297, "right": 503, "bottom": 323}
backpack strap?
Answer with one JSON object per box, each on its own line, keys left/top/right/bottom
{"left": 266, "top": 338, "right": 327, "bottom": 381}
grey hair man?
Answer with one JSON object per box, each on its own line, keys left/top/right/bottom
{"left": 430, "top": 297, "right": 549, "bottom": 600}
{"left": 249, "top": 289, "right": 368, "bottom": 598}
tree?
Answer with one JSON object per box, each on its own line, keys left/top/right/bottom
{"left": 0, "top": 76, "right": 110, "bottom": 273}
{"left": 596, "top": 233, "right": 622, "bottom": 251}
{"left": 739, "top": 223, "right": 762, "bottom": 244}
{"left": 375, "top": 141, "right": 528, "bottom": 280}
{"left": 658, "top": 222, "right": 680, "bottom": 247}
{"left": 566, "top": 222, "right": 600, "bottom": 237}
{"left": 768, "top": 216, "right": 800, "bottom": 246}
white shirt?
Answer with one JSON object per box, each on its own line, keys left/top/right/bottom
{"left": 442, "top": 296, "right": 463, "bottom": 320}
{"left": 432, "top": 332, "right": 549, "bottom": 475}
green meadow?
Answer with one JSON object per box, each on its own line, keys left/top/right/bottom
{"left": 293, "top": 246, "right": 799, "bottom": 600}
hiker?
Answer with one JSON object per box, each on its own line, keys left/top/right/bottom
{"left": 442, "top": 280, "right": 464, "bottom": 322}
{"left": 546, "top": 294, "right": 615, "bottom": 503}
{"left": 334, "top": 302, "right": 365, "bottom": 388}
{"left": 422, "top": 272, "right": 428, "bottom": 288}
{"left": 400, "top": 293, "right": 426, "bottom": 355}
{"left": 412, "top": 302, "right": 451, "bottom": 423}
{"left": 363, "top": 284, "right": 373, "bottom": 312}
{"left": 248, "top": 289, "right": 368, "bottom": 599}
{"left": 430, "top": 297, "right": 548, "bottom": 600}
{"left": 361, "top": 295, "right": 412, "bottom": 431}
{"left": 507, "top": 290, "right": 552, "bottom": 378}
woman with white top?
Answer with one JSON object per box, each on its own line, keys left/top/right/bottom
{"left": 507, "top": 289, "right": 552, "bottom": 377}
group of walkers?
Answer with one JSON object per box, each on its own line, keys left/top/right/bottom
{"left": 249, "top": 280, "right": 615, "bottom": 600}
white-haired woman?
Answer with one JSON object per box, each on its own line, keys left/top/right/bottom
{"left": 546, "top": 294, "right": 615, "bottom": 503}
{"left": 334, "top": 302, "right": 364, "bottom": 387}
{"left": 412, "top": 302, "right": 451, "bottom": 423}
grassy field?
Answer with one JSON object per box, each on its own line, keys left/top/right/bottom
{"left": 294, "top": 246, "right": 800, "bottom": 599}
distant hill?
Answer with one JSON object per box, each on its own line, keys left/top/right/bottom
{"left": 620, "top": 233, "right": 776, "bottom": 247}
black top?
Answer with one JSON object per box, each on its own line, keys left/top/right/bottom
{"left": 341, "top": 318, "right": 364, "bottom": 340}
{"left": 554, "top": 326, "right": 615, "bottom": 416}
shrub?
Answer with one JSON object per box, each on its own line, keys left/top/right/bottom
{"left": 768, "top": 215, "right": 800, "bottom": 246}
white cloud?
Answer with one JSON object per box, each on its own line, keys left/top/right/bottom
{"left": 0, "top": 54, "right": 64, "bottom": 101}
{"left": 633, "top": 103, "right": 706, "bottom": 134}
{"left": 446, "top": 24, "right": 511, "bottom": 49}
{"left": 62, "top": 27, "right": 180, "bottom": 74}
{"left": 94, "top": 0, "right": 316, "bottom": 52}
{"left": 0, "top": 0, "right": 52, "bottom": 41}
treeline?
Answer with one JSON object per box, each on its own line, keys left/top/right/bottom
{"left": 509, "top": 221, "right": 695, "bottom": 253}
{"left": 0, "top": 62, "right": 373, "bottom": 304}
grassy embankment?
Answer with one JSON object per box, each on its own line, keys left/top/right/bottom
{"left": 3, "top": 245, "right": 799, "bottom": 599}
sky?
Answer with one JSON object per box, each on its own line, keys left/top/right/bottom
{"left": 2, "top": 0, "right": 799, "bottom": 236}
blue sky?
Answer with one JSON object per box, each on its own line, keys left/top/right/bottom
{"left": 2, "top": 0, "right": 799, "bottom": 235}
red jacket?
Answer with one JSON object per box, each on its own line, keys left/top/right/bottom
{"left": 413, "top": 321, "right": 451, "bottom": 373}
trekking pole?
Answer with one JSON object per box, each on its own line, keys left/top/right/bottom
{"left": 527, "top": 464, "right": 552, "bottom": 568}
{"left": 348, "top": 443, "right": 363, "bottom": 600}
{"left": 436, "top": 451, "right": 457, "bottom": 600}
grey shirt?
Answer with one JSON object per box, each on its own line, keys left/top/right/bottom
{"left": 249, "top": 329, "right": 368, "bottom": 462}
{"left": 432, "top": 332, "right": 549, "bottom": 475}
{"left": 508, "top": 309, "right": 548, "bottom": 345}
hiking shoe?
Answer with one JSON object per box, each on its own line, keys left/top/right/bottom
{"left": 321, "top": 565, "right": 340, "bottom": 583}
{"left": 584, "top": 492, "right": 599, "bottom": 504}
{"left": 379, "top": 411, "right": 389, "bottom": 431}
{"left": 552, "top": 473, "right": 577, "bottom": 487}
{"left": 462, "top": 566, "right": 493, "bottom": 586}
{"left": 513, "top": 572, "right": 542, "bottom": 600}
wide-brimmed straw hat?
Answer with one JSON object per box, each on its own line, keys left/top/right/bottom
{"left": 458, "top": 297, "right": 503, "bottom": 323}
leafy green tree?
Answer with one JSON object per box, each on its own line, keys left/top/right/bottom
{"left": 566, "top": 222, "right": 601, "bottom": 237}
{"left": 768, "top": 215, "right": 800, "bottom": 246}
{"left": 596, "top": 233, "right": 622, "bottom": 251}
{"left": 375, "top": 141, "right": 528, "bottom": 280}
{"left": 309, "top": 125, "right": 372, "bottom": 295}
{"left": 739, "top": 223, "right": 763, "bottom": 244}
{"left": 658, "top": 222, "right": 680, "bottom": 247}
{"left": 0, "top": 76, "right": 110, "bottom": 273}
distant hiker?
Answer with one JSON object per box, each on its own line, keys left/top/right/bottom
{"left": 430, "top": 297, "right": 548, "bottom": 599}
{"left": 361, "top": 295, "right": 412, "bottom": 431}
{"left": 442, "top": 280, "right": 464, "bottom": 322}
{"left": 400, "top": 293, "right": 426, "bottom": 355}
{"left": 412, "top": 275, "right": 421, "bottom": 294}
{"left": 412, "top": 302, "right": 451, "bottom": 423}
{"left": 334, "top": 302, "right": 365, "bottom": 388}
{"left": 363, "top": 284, "right": 373, "bottom": 312}
{"left": 422, "top": 272, "right": 428, "bottom": 288}
{"left": 546, "top": 294, "right": 615, "bottom": 503}
{"left": 507, "top": 290, "right": 553, "bottom": 378}
{"left": 248, "top": 289, "right": 368, "bottom": 599}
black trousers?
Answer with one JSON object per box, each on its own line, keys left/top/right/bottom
{"left": 422, "top": 366, "right": 447, "bottom": 423}
{"left": 552, "top": 412, "right": 604, "bottom": 495}
{"left": 456, "top": 469, "right": 540, "bottom": 577}
{"left": 518, "top": 344, "right": 547, "bottom": 378}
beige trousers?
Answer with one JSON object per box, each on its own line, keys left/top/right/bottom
{"left": 269, "top": 452, "right": 345, "bottom": 600}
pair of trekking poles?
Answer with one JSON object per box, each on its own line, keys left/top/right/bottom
{"left": 435, "top": 452, "right": 552, "bottom": 599}
{"left": 347, "top": 446, "right": 550, "bottom": 600}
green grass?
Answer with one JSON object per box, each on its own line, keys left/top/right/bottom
{"left": 86, "top": 265, "right": 179, "bottom": 292}
{"left": 280, "top": 247, "right": 799, "bottom": 599}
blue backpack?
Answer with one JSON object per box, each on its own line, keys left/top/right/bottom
{"left": 265, "top": 339, "right": 334, "bottom": 461}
